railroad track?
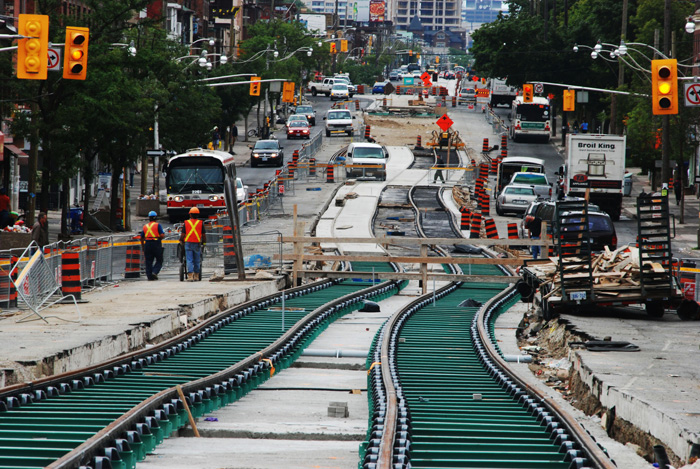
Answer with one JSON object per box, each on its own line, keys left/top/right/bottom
{"left": 360, "top": 186, "right": 615, "bottom": 469}
{"left": 0, "top": 262, "right": 406, "bottom": 469}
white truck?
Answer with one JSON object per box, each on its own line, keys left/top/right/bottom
{"left": 307, "top": 77, "right": 356, "bottom": 97}
{"left": 561, "top": 134, "right": 626, "bottom": 220}
{"left": 489, "top": 78, "right": 517, "bottom": 107}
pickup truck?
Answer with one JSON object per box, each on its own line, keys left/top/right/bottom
{"left": 307, "top": 78, "right": 356, "bottom": 97}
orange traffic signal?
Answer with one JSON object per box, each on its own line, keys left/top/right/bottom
{"left": 250, "top": 76, "right": 261, "bottom": 96}
{"left": 282, "top": 82, "right": 295, "bottom": 103}
{"left": 330, "top": 43, "right": 337, "bottom": 54}
{"left": 563, "top": 90, "right": 575, "bottom": 111}
{"left": 651, "top": 59, "right": 678, "bottom": 115}
{"left": 17, "top": 14, "right": 49, "bottom": 80}
{"left": 63, "top": 26, "right": 89, "bottom": 80}
{"left": 523, "top": 84, "right": 534, "bottom": 103}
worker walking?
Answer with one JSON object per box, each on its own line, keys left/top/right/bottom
{"left": 180, "top": 207, "right": 206, "bottom": 281}
{"left": 141, "top": 211, "right": 165, "bottom": 281}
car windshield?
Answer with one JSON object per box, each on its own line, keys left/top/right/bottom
{"left": 328, "top": 111, "right": 351, "bottom": 120}
{"left": 332, "top": 84, "right": 348, "bottom": 90}
{"left": 169, "top": 166, "right": 224, "bottom": 193}
{"left": 296, "top": 106, "right": 312, "bottom": 113}
{"left": 289, "top": 121, "right": 307, "bottom": 128}
{"left": 353, "top": 147, "right": 385, "bottom": 159}
{"left": 516, "top": 103, "right": 550, "bottom": 121}
{"left": 512, "top": 174, "right": 547, "bottom": 185}
{"left": 288, "top": 115, "right": 306, "bottom": 122}
{"left": 505, "top": 187, "right": 535, "bottom": 195}
{"left": 254, "top": 141, "right": 279, "bottom": 150}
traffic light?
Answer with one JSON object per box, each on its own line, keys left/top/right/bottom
{"left": 282, "top": 82, "right": 295, "bottom": 103}
{"left": 408, "top": 50, "right": 413, "bottom": 56}
{"left": 250, "top": 76, "right": 261, "bottom": 96}
{"left": 563, "top": 90, "right": 575, "bottom": 111}
{"left": 17, "top": 14, "right": 49, "bottom": 80}
{"left": 651, "top": 59, "right": 678, "bottom": 115}
{"left": 330, "top": 42, "right": 337, "bottom": 54}
{"left": 340, "top": 40, "right": 348, "bottom": 52}
{"left": 63, "top": 26, "right": 90, "bottom": 80}
{"left": 523, "top": 84, "right": 534, "bottom": 103}
{"left": 435, "top": 56, "right": 440, "bottom": 64}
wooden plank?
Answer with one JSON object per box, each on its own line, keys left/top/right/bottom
{"left": 276, "top": 253, "right": 526, "bottom": 265}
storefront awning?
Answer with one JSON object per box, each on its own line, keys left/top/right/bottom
{"left": 3, "top": 144, "right": 29, "bottom": 165}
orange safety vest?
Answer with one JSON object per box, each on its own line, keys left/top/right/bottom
{"left": 143, "top": 221, "right": 161, "bottom": 241}
{"left": 183, "top": 219, "right": 203, "bottom": 243}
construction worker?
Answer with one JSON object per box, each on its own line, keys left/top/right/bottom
{"left": 180, "top": 207, "right": 206, "bottom": 281}
{"left": 141, "top": 211, "right": 165, "bottom": 280}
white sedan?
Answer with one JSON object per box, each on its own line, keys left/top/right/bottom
{"left": 496, "top": 184, "right": 538, "bottom": 216}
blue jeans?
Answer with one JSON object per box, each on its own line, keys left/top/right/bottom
{"left": 531, "top": 236, "right": 541, "bottom": 259}
{"left": 185, "top": 242, "right": 201, "bottom": 274}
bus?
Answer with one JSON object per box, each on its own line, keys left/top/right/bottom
{"left": 164, "top": 148, "right": 237, "bottom": 222}
{"left": 509, "top": 95, "right": 551, "bottom": 142}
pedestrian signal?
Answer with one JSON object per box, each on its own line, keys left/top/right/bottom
{"left": 523, "top": 84, "right": 534, "bottom": 103}
{"left": 250, "top": 76, "right": 261, "bottom": 96}
{"left": 651, "top": 59, "right": 678, "bottom": 115}
{"left": 17, "top": 14, "right": 49, "bottom": 80}
{"left": 563, "top": 90, "right": 575, "bottom": 111}
{"left": 63, "top": 26, "right": 90, "bottom": 80}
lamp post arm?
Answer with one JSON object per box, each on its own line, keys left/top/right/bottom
{"left": 535, "top": 81, "right": 650, "bottom": 98}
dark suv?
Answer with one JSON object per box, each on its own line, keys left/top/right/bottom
{"left": 250, "top": 139, "right": 284, "bottom": 167}
{"left": 524, "top": 199, "right": 617, "bottom": 251}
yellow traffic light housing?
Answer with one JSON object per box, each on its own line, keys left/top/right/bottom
{"left": 17, "top": 14, "right": 49, "bottom": 80}
{"left": 340, "top": 40, "right": 348, "bottom": 52}
{"left": 523, "top": 84, "right": 534, "bottom": 103}
{"left": 250, "top": 76, "right": 261, "bottom": 96}
{"left": 63, "top": 26, "right": 89, "bottom": 80}
{"left": 330, "top": 43, "right": 337, "bottom": 54}
{"left": 408, "top": 49, "right": 413, "bottom": 56}
{"left": 435, "top": 56, "right": 439, "bottom": 64}
{"left": 651, "top": 59, "right": 678, "bottom": 115}
{"left": 282, "top": 82, "right": 295, "bottom": 103}
{"left": 563, "top": 90, "right": 575, "bottom": 111}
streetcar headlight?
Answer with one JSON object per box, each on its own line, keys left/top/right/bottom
{"left": 173, "top": 196, "right": 183, "bottom": 202}
{"left": 209, "top": 195, "right": 219, "bottom": 201}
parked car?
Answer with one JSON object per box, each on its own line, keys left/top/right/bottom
{"left": 236, "top": 177, "right": 248, "bottom": 203}
{"left": 523, "top": 199, "right": 616, "bottom": 251}
{"left": 294, "top": 105, "right": 316, "bottom": 126}
{"left": 507, "top": 172, "right": 552, "bottom": 199}
{"left": 250, "top": 139, "right": 284, "bottom": 167}
{"left": 330, "top": 83, "right": 350, "bottom": 101}
{"left": 285, "top": 114, "right": 309, "bottom": 128}
{"left": 496, "top": 184, "right": 538, "bottom": 215}
{"left": 286, "top": 120, "right": 311, "bottom": 139}
{"left": 458, "top": 88, "right": 476, "bottom": 104}
{"left": 389, "top": 70, "right": 400, "bottom": 81}
{"left": 372, "top": 81, "right": 389, "bottom": 94}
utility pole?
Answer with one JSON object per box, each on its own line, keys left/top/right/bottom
{"left": 661, "top": 0, "right": 671, "bottom": 186}
{"left": 610, "top": 0, "right": 628, "bottom": 135}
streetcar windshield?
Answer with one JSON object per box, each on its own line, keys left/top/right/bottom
{"left": 169, "top": 166, "right": 224, "bottom": 193}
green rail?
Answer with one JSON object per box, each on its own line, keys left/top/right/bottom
{"left": 0, "top": 262, "right": 403, "bottom": 469}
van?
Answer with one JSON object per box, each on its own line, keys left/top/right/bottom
{"left": 324, "top": 109, "right": 355, "bottom": 137}
{"left": 495, "top": 156, "right": 546, "bottom": 196}
{"left": 346, "top": 142, "right": 388, "bottom": 180}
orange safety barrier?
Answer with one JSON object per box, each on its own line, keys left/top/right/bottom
{"left": 490, "top": 156, "right": 498, "bottom": 175}
{"left": 357, "top": 84, "right": 365, "bottom": 94}
{"left": 452, "top": 96, "right": 457, "bottom": 107}
{"left": 500, "top": 146, "right": 507, "bottom": 160}
{"left": 470, "top": 213, "right": 482, "bottom": 238}
{"left": 507, "top": 223, "right": 519, "bottom": 239}
{"left": 482, "top": 138, "right": 489, "bottom": 153}
{"left": 364, "top": 125, "right": 371, "bottom": 140}
{"left": 479, "top": 163, "right": 490, "bottom": 180}
{"left": 309, "top": 158, "right": 316, "bottom": 176}
{"left": 416, "top": 135, "right": 423, "bottom": 149}
{"left": 355, "top": 100, "right": 360, "bottom": 111}
{"left": 383, "top": 97, "right": 387, "bottom": 107}
{"left": 480, "top": 192, "right": 490, "bottom": 216}
{"left": 288, "top": 161, "right": 297, "bottom": 178}
{"left": 0, "top": 255, "right": 18, "bottom": 308}
{"left": 484, "top": 218, "right": 499, "bottom": 239}
{"left": 471, "top": 158, "right": 476, "bottom": 167}
{"left": 292, "top": 149, "right": 299, "bottom": 164}
{"left": 61, "top": 250, "right": 81, "bottom": 300}
{"left": 501, "top": 133, "right": 508, "bottom": 151}
{"left": 124, "top": 238, "right": 141, "bottom": 279}
{"left": 223, "top": 224, "right": 237, "bottom": 274}
{"left": 459, "top": 206, "right": 471, "bottom": 231}
{"left": 326, "top": 164, "right": 335, "bottom": 183}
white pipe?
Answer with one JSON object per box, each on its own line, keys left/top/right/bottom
{"left": 302, "top": 348, "right": 369, "bottom": 358}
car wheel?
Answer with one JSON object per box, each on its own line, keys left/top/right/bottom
{"left": 311, "top": 88, "right": 318, "bottom": 96}
{"left": 496, "top": 204, "right": 504, "bottom": 216}
{"left": 347, "top": 130, "right": 353, "bottom": 136}
{"left": 326, "top": 129, "right": 331, "bottom": 137}
{"left": 325, "top": 92, "right": 330, "bottom": 97}
{"left": 646, "top": 301, "right": 665, "bottom": 318}
{"left": 277, "top": 158, "right": 284, "bottom": 167}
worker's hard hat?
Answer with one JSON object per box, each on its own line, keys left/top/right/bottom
{"left": 189, "top": 207, "right": 200, "bottom": 215}
{"left": 148, "top": 211, "right": 157, "bottom": 217}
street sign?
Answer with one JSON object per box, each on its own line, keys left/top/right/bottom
{"left": 47, "top": 47, "right": 61, "bottom": 71}
{"left": 147, "top": 149, "right": 167, "bottom": 157}
{"left": 420, "top": 72, "right": 431, "bottom": 81}
{"left": 684, "top": 83, "right": 700, "bottom": 107}
{"left": 403, "top": 76, "right": 414, "bottom": 86}
{"left": 436, "top": 114, "right": 454, "bottom": 132}
{"left": 534, "top": 82, "right": 543, "bottom": 94}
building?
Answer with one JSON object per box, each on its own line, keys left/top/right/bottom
{"left": 390, "top": 0, "right": 462, "bottom": 32}
{"left": 462, "top": 0, "right": 506, "bottom": 31}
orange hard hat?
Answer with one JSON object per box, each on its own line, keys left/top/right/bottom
{"left": 189, "top": 207, "right": 200, "bottom": 215}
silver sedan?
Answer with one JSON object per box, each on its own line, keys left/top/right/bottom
{"left": 496, "top": 184, "right": 538, "bottom": 216}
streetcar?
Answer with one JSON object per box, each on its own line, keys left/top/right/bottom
{"left": 164, "top": 148, "right": 236, "bottom": 222}
{"left": 509, "top": 95, "right": 552, "bottom": 142}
